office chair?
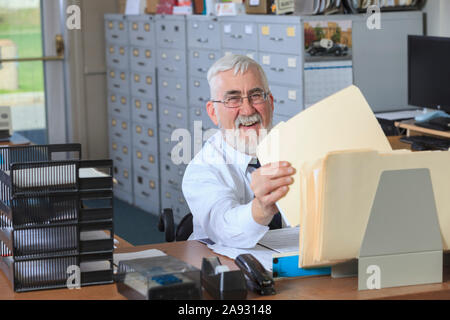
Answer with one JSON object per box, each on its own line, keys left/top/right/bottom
{"left": 158, "top": 208, "right": 193, "bottom": 242}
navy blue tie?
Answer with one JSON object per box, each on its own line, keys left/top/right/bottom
{"left": 248, "top": 159, "right": 282, "bottom": 230}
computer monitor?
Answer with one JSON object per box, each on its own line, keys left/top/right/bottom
{"left": 408, "top": 35, "right": 450, "bottom": 113}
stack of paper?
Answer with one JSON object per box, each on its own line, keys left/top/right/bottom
{"left": 257, "top": 85, "right": 450, "bottom": 268}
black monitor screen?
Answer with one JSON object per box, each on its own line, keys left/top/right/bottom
{"left": 408, "top": 35, "right": 450, "bottom": 112}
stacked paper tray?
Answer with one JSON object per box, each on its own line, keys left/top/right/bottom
{"left": 0, "top": 144, "right": 115, "bottom": 292}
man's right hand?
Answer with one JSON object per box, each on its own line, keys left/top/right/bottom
{"left": 250, "top": 161, "right": 295, "bottom": 226}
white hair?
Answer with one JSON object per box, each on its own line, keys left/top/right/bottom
{"left": 207, "top": 54, "right": 270, "bottom": 100}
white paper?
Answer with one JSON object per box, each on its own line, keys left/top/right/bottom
{"left": 288, "top": 90, "right": 297, "bottom": 101}
{"left": 125, "top": 0, "right": 145, "bottom": 15}
{"left": 208, "top": 243, "right": 274, "bottom": 272}
{"left": 224, "top": 24, "right": 231, "bottom": 33}
{"left": 262, "top": 55, "right": 270, "bottom": 65}
{"left": 287, "top": 57, "right": 297, "bottom": 68}
{"left": 375, "top": 109, "right": 423, "bottom": 121}
{"left": 258, "top": 227, "right": 299, "bottom": 253}
{"left": 245, "top": 25, "right": 253, "bottom": 35}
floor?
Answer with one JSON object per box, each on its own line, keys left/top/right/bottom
{"left": 113, "top": 198, "right": 165, "bottom": 246}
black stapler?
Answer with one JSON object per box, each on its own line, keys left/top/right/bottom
{"left": 235, "top": 254, "right": 275, "bottom": 296}
{"left": 201, "top": 257, "right": 247, "bottom": 300}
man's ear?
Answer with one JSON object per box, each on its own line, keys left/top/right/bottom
{"left": 269, "top": 93, "right": 274, "bottom": 113}
{"left": 206, "top": 101, "right": 219, "bottom": 126}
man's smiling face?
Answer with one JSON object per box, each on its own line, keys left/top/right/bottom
{"left": 206, "top": 65, "right": 274, "bottom": 155}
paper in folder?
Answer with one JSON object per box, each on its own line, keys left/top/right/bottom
{"left": 257, "top": 85, "right": 450, "bottom": 268}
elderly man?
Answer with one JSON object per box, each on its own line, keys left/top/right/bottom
{"left": 182, "top": 54, "right": 296, "bottom": 248}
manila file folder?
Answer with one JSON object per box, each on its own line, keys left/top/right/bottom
{"left": 256, "top": 85, "right": 392, "bottom": 227}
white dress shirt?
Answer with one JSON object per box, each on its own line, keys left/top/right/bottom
{"left": 182, "top": 131, "right": 286, "bottom": 248}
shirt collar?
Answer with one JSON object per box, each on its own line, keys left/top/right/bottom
{"left": 217, "top": 133, "right": 256, "bottom": 173}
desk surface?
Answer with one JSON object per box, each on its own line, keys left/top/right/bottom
{"left": 395, "top": 119, "right": 450, "bottom": 139}
{"left": 2, "top": 241, "right": 450, "bottom": 300}
{"left": 0, "top": 132, "right": 31, "bottom": 146}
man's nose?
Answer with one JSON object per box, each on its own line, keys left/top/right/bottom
{"left": 239, "top": 97, "right": 256, "bottom": 116}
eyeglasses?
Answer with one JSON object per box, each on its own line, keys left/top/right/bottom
{"left": 210, "top": 91, "right": 269, "bottom": 109}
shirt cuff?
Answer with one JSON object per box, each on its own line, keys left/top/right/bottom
{"left": 237, "top": 201, "right": 269, "bottom": 238}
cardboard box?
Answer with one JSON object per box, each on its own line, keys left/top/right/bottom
{"left": 146, "top": 0, "right": 160, "bottom": 13}
{"left": 245, "top": 0, "right": 272, "bottom": 14}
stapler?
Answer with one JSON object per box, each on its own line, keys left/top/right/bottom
{"left": 235, "top": 254, "right": 276, "bottom": 296}
{"left": 201, "top": 257, "right": 247, "bottom": 300}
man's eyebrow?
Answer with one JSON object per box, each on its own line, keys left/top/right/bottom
{"left": 223, "top": 90, "right": 242, "bottom": 97}
{"left": 248, "top": 87, "right": 264, "bottom": 95}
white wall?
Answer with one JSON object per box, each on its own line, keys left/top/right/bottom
{"left": 423, "top": 0, "right": 450, "bottom": 37}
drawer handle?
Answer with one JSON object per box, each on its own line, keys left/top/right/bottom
{"left": 197, "top": 68, "right": 207, "bottom": 73}
{"left": 117, "top": 180, "right": 124, "bottom": 186}
{"left": 139, "top": 89, "right": 147, "bottom": 93}
{"left": 115, "top": 133, "right": 122, "bottom": 137}
{"left": 274, "top": 99, "right": 285, "bottom": 104}
{"left": 167, "top": 124, "right": 173, "bottom": 129}
{"left": 230, "top": 34, "right": 242, "bottom": 39}
{"left": 197, "top": 38, "right": 208, "bottom": 43}
{"left": 164, "top": 67, "right": 174, "bottom": 72}
{"left": 163, "top": 38, "right": 174, "bottom": 43}
{"left": 115, "top": 156, "right": 123, "bottom": 162}
{"left": 140, "top": 140, "right": 148, "bottom": 145}
{"left": 269, "top": 37, "right": 284, "bottom": 42}
{"left": 198, "top": 97, "right": 207, "bottom": 102}
{"left": 141, "top": 191, "right": 150, "bottom": 197}
{"left": 113, "top": 59, "right": 119, "bottom": 63}
{"left": 138, "top": 62, "right": 145, "bottom": 66}
{"left": 270, "top": 67, "right": 285, "bottom": 72}
{"left": 137, "top": 36, "right": 144, "bottom": 41}
{"left": 112, "top": 35, "right": 118, "bottom": 39}
{"left": 114, "top": 84, "right": 120, "bottom": 88}
{"left": 165, "top": 96, "right": 176, "bottom": 101}
{"left": 140, "top": 165, "right": 149, "bottom": 171}
{"left": 139, "top": 114, "right": 147, "bottom": 119}
{"left": 114, "top": 108, "right": 121, "bottom": 113}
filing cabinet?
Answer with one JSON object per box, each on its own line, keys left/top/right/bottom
{"left": 130, "top": 71, "right": 156, "bottom": 99}
{"left": 158, "top": 75, "right": 188, "bottom": 108}
{"left": 133, "top": 145, "right": 159, "bottom": 178}
{"left": 109, "top": 115, "right": 132, "bottom": 144}
{"left": 188, "top": 77, "right": 210, "bottom": 107}
{"left": 258, "top": 53, "right": 301, "bottom": 86}
{"left": 131, "top": 97, "right": 157, "bottom": 124}
{"left": 221, "top": 19, "right": 258, "bottom": 51}
{"left": 188, "top": 49, "right": 220, "bottom": 79}
{"left": 221, "top": 49, "right": 257, "bottom": 61}
{"left": 107, "top": 68, "right": 130, "bottom": 94}
{"left": 257, "top": 21, "right": 301, "bottom": 54}
{"left": 270, "top": 84, "right": 303, "bottom": 118}
{"left": 109, "top": 138, "right": 133, "bottom": 168}
{"left": 187, "top": 16, "right": 220, "bottom": 50}
{"left": 133, "top": 172, "right": 160, "bottom": 215}
{"left": 106, "top": 44, "right": 129, "bottom": 70}
{"left": 159, "top": 104, "right": 189, "bottom": 133}
{"left": 157, "top": 48, "right": 187, "bottom": 78}
{"left": 132, "top": 120, "right": 158, "bottom": 151}
{"left": 156, "top": 15, "right": 186, "bottom": 50}
{"left": 189, "top": 106, "right": 215, "bottom": 133}
{"left": 113, "top": 163, "right": 133, "bottom": 204}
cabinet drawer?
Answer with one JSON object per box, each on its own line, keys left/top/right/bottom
{"left": 156, "top": 17, "right": 186, "bottom": 50}
{"left": 189, "top": 106, "right": 216, "bottom": 133}
{"left": 131, "top": 97, "right": 157, "bottom": 124}
{"left": 188, "top": 77, "right": 210, "bottom": 107}
{"left": 132, "top": 121, "right": 158, "bottom": 150}
{"left": 128, "top": 16, "right": 155, "bottom": 46}
{"left": 109, "top": 115, "right": 131, "bottom": 144}
{"left": 221, "top": 22, "right": 257, "bottom": 50}
{"left": 157, "top": 48, "right": 187, "bottom": 78}
{"left": 130, "top": 47, "right": 155, "bottom": 73}
{"left": 106, "top": 44, "right": 129, "bottom": 70}
{"left": 113, "top": 163, "right": 132, "bottom": 193}
{"left": 187, "top": 18, "right": 220, "bottom": 50}
{"left": 258, "top": 53, "right": 301, "bottom": 86}
{"left": 109, "top": 138, "right": 132, "bottom": 168}
{"left": 130, "top": 71, "right": 156, "bottom": 98}
{"left": 133, "top": 145, "right": 159, "bottom": 178}
{"left": 270, "top": 84, "right": 303, "bottom": 117}
{"left": 188, "top": 49, "right": 219, "bottom": 79}
{"left": 159, "top": 105, "right": 188, "bottom": 133}
{"left": 258, "top": 23, "right": 301, "bottom": 54}
{"left": 158, "top": 76, "right": 187, "bottom": 107}
{"left": 107, "top": 68, "right": 130, "bottom": 94}
{"left": 107, "top": 91, "right": 130, "bottom": 119}
{"left": 160, "top": 161, "right": 186, "bottom": 192}
{"left": 105, "top": 15, "right": 128, "bottom": 45}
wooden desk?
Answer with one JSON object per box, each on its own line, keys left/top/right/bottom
{"left": 395, "top": 119, "right": 450, "bottom": 139}
{"left": 2, "top": 241, "right": 450, "bottom": 300}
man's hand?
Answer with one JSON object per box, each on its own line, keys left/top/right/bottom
{"left": 250, "top": 161, "right": 295, "bottom": 226}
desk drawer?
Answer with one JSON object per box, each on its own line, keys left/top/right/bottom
{"left": 160, "top": 161, "right": 186, "bottom": 192}
{"left": 189, "top": 106, "right": 216, "bottom": 133}
{"left": 109, "top": 138, "right": 132, "bottom": 168}
{"left": 132, "top": 121, "right": 158, "bottom": 150}
{"left": 222, "top": 49, "right": 257, "bottom": 61}
{"left": 130, "top": 46, "right": 155, "bottom": 73}
{"left": 131, "top": 97, "right": 157, "bottom": 125}
{"left": 105, "top": 15, "right": 128, "bottom": 45}
{"left": 130, "top": 71, "right": 156, "bottom": 99}
{"left": 156, "top": 16, "right": 186, "bottom": 50}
